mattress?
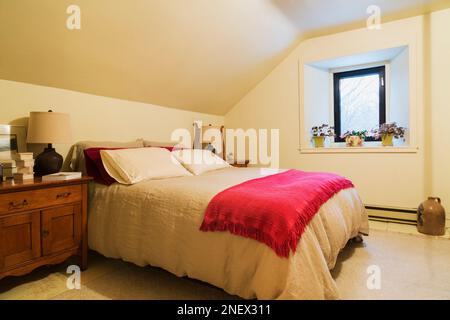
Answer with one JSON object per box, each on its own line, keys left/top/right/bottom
{"left": 88, "top": 167, "right": 369, "bottom": 299}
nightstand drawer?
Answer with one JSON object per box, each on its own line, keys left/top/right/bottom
{"left": 0, "top": 185, "right": 82, "bottom": 215}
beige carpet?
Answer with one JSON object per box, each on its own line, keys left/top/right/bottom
{"left": 1, "top": 228, "right": 450, "bottom": 300}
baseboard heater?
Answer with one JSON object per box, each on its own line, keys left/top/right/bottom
{"left": 365, "top": 204, "right": 417, "bottom": 225}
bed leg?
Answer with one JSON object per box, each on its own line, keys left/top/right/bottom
{"left": 352, "top": 235, "right": 364, "bottom": 243}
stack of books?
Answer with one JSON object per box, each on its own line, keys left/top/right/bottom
{"left": 0, "top": 159, "right": 17, "bottom": 180}
{"left": 13, "top": 153, "right": 34, "bottom": 181}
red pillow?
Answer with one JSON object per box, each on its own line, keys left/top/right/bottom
{"left": 159, "top": 146, "right": 175, "bottom": 152}
{"left": 84, "top": 147, "right": 125, "bottom": 185}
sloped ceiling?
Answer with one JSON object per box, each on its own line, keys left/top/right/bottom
{"left": 0, "top": 0, "right": 447, "bottom": 115}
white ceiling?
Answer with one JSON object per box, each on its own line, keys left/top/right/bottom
{"left": 0, "top": 0, "right": 447, "bottom": 115}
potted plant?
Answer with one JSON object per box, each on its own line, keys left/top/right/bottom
{"left": 372, "top": 122, "right": 406, "bottom": 146}
{"left": 340, "top": 130, "right": 368, "bottom": 147}
{"left": 311, "top": 124, "right": 334, "bottom": 148}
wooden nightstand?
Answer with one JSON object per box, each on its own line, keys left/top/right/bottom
{"left": 0, "top": 176, "right": 92, "bottom": 280}
{"left": 231, "top": 160, "right": 250, "bottom": 168}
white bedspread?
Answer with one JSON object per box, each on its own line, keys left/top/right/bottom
{"left": 88, "top": 167, "right": 369, "bottom": 299}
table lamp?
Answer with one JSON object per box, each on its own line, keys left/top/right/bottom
{"left": 27, "top": 110, "right": 72, "bottom": 176}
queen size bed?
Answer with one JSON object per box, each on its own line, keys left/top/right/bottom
{"left": 65, "top": 140, "right": 369, "bottom": 300}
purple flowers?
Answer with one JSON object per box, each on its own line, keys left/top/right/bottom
{"left": 311, "top": 124, "right": 335, "bottom": 137}
{"left": 371, "top": 122, "right": 406, "bottom": 140}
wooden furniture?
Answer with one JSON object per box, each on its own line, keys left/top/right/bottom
{"left": 0, "top": 177, "right": 92, "bottom": 280}
{"left": 231, "top": 160, "right": 250, "bottom": 168}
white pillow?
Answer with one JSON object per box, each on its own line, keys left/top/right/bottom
{"left": 172, "top": 149, "right": 231, "bottom": 175}
{"left": 100, "top": 147, "right": 192, "bottom": 185}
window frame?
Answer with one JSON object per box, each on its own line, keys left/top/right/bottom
{"left": 333, "top": 66, "right": 386, "bottom": 142}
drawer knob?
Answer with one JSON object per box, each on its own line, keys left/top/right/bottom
{"left": 56, "top": 192, "right": 71, "bottom": 199}
{"left": 9, "top": 199, "right": 28, "bottom": 210}
{"left": 42, "top": 229, "right": 50, "bottom": 238}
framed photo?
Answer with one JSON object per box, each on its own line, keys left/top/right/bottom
{"left": 0, "top": 125, "right": 27, "bottom": 160}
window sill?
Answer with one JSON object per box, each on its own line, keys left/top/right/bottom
{"left": 299, "top": 145, "right": 418, "bottom": 154}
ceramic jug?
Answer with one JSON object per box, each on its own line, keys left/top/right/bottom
{"left": 417, "top": 197, "right": 446, "bottom": 236}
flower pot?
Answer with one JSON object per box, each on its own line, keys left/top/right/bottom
{"left": 345, "top": 135, "right": 364, "bottom": 147}
{"left": 381, "top": 134, "right": 394, "bottom": 146}
{"left": 312, "top": 136, "right": 325, "bottom": 148}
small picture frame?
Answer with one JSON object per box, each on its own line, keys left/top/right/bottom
{"left": 0, "top": 125, "right": 27, "bottom": 160}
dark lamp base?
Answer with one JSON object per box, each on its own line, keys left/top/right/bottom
{"left": 34, "top": 144, "right": 63, "bottom": 176}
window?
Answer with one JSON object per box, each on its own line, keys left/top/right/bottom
{"left": 333, "top": 66, "right": 386, "bottom": 142}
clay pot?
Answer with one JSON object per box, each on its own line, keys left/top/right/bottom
{"left": 417, "top": 197, "right": 446, "bottom": 236}
{"left": 345, "top": 135, "right": 364, "bottom": 147}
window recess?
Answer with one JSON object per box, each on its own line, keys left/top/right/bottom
{"left": 300, "top": 45, "right": 414, "bottom": 153}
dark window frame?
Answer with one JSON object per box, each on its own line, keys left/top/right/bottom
{"left": 333, "top": 66, "right": 386, "bottom": 142}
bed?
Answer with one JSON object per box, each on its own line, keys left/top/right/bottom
{"left": 87, "top": 164, "right": 369, "bottom": 300}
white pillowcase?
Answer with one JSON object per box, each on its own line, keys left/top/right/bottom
{"left": 101, "top": 147, "right": 192, "bottom": 185}
{"left": 172, "top": 149, "right": 231, "bottom": 175}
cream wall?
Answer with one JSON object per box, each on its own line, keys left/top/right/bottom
{"left": 390, "top": 47, "right": 410, "bottom": 129}
{"left": 430, "top": 9, "right": 450, "bottom": 216}
{"left": 303, "top": 65, "right": 330, "bottom": 130}
{"left": 0, "top": 80, "right": 223, "bottom": 159}
{"left": 226, "top": 15, "right": 437, "bottom": 209}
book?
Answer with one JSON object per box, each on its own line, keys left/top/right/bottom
{"left": 13, "top": 173, "right": 34, "bottom": 181}
{"left": 3, "top": 167, "right": 17, "bottom": 178}
{"left": 16, "top": 166, "right": 34, "bottom": 174}
{"left": 16, "top": 159, "right": 35, "bottom": 168}
{"left": 0, "top": 159, "right": 16, "bottom": 169}
{"left": 13, "top": 152, "right": 34, "bottom": 161}
{"left": 42, "top": 172, "right": 82, "bottom": 181}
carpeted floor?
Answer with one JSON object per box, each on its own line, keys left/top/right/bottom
{"left": 1, "top": 225, "right": 450, "bottom": 300}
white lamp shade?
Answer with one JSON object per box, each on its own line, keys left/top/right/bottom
{"left": 27, "top": 111, "right": 72, "bottom": 144}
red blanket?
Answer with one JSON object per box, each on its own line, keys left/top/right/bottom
{"left": 200, "top": 169, "right": 354, "bottom": 258}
